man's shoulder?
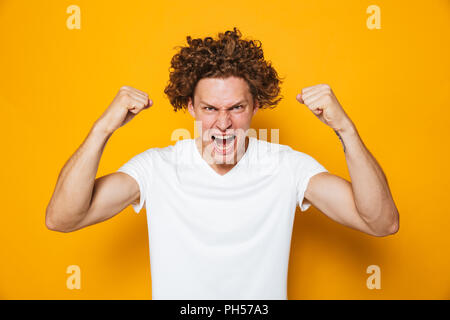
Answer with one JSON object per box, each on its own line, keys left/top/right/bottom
{"left": 249, "top": 138, "right": 292, "bottom": 169}
{"left": 252, "top": 138, "right": 318, "bottom": 167}
{"left": 139, "top": 138, "right": 192, "bottom": 162}
{"left": 252, "top": 138, "right": 298, "bottom": 158}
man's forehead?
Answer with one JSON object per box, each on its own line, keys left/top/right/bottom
{"left": 194, "top": 77, "right": 252, "bottom": 106}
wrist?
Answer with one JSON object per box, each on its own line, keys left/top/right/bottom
{"left": 335, "top": 118, "right": 356, "bottom": 136}
{"left": 91, "top": 120, "right": 115, "bottom": 139}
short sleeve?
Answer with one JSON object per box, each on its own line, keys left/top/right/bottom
{"left": 116, "top": 149, "right": 153, "bottom": 214}
{"left": 287, "top": 149, "right": 328, "bottom": 212}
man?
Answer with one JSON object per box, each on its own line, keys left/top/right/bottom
{"left": 45, "top": 28, "right": 399, "bottom": 299}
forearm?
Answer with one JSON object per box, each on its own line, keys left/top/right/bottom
{"left": 335, "top": 120, "right": 399, "bottom": 235}
{"left": 46, "top": 121, "right": 113, "bottom": 230}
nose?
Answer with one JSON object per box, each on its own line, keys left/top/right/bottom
{"left": 216, "top": 110, "right": 232, "bottom": 131}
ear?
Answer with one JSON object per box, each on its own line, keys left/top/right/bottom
{"left": 252, "top": 99, "right": 259, "bottom": 116}
{"left": 187, "top": 97, "right": 195, "bottom": 118}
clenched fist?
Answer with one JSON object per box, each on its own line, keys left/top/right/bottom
{"left": 296, "top": 84, "right": 352, "bottom": 133}
{"left": 95, "top": 86, "right": 153, "bottom": 134}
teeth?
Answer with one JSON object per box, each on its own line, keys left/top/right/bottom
{"left": 213, "top": 135, "right": 235, "bottom": 140}
{"left": 213, "top": 137, "right": 235, "bottom": 152}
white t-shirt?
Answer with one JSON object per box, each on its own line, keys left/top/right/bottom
{"left": 117, "top": 136, "right": 328, "bottom": 300}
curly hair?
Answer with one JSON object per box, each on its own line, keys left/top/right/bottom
{"left": 164, "top": 27, "right": 283, "bottom": 112}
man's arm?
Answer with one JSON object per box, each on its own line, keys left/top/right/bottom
{"left": 305, "top": 170, "right": 398, "bottom": 237}
{"left": 297, "top": 84, "right": 399, "bottom": 237}
{"left": 45, "top": 125, "right": 141, "bottom": 233}
{"left": 45, "top": 86, "right": 152, "bottom": 232}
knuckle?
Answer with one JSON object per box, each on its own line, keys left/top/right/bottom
{"left": 118, "top": 93, "right": 130, "bottom": 102}
{"left": 130, "top": 99, "right": 143, "bottom": 108}
{"left": 123, "top": 92, "right": 131, "bottom": 99}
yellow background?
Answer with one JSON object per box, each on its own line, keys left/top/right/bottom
{"left": 0, "top": 0, "right": 449, "bottom": 299}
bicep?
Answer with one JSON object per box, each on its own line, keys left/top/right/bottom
{"left": 70, "top": 172, "right": 140, "bottom": 231}
{"left": 304, "top": 172, "right": 377, "bottom": 236}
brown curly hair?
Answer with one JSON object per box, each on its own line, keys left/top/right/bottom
{"left": 164, "top": 27, "right": 283, "bottom": 112}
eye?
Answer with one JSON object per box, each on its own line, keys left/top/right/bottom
{"left": 204, "top": 107, "right": 216, "bottom": 111}
{"left": 233, "top": 105, "right": 243, "bottom": 110}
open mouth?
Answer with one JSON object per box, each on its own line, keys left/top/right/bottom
{"left": 211, "top": 134, "right": 236, "bottom": 154}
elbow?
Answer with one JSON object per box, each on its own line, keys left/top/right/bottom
{"left": 377, "top": 222, "right": 398, "bottom": 237}
{"left": 373, "top": 210, "right": 400, "bottom": 237}
{"left": 388, "top": 208, "right": 400, "bottom": 235}
{"left": 45, "top": 210, "right": 74, "bottom": 233}
{"left": 390, "top": 217, "right": 399, "bottom": 235}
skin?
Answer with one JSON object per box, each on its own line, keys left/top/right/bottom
{"left": 45, "top": 80, "right": 399, "bottom": 237}
{"left": 45, "top": 86, "right": 152, "bottom": 232}
{"left": 187, "top": 77, "right": 259, "bottom": 175}
{"left": 296, "top": 84, "right": 399, "bottom": 236}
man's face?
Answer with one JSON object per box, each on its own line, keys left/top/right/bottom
{"left": 187, "top": 76, "right": 259, "bottom": 164}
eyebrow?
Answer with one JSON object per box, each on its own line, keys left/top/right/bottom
{"left": 199, "top": 100, "right": 247, "bottom": 109}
